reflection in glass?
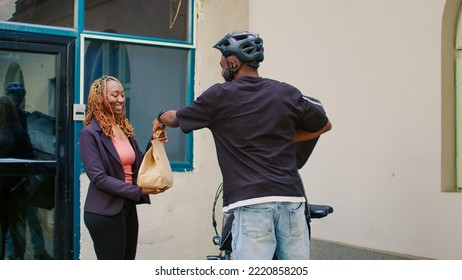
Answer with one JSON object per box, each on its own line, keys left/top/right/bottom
{"left": 0, "top": 51, "right": 57, "bottom": 160}
{"left": 0, "top": 0, "right": 74, "bottom": 28}
{"left": 85, "top": 0, "right": 190, "bottom": 41}
{"left": 0, "top": 50, "right": 57, "bottom": 260}
{"left": 84, "top": 40, "right": 190, "bottom": 162}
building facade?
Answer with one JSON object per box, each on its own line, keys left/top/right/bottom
{"left": 1, "top": 0, "right": 461, "bottom": 260}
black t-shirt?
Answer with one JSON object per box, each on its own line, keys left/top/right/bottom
{"left": 177, "top": 76, "right": 328, "bottom": 210}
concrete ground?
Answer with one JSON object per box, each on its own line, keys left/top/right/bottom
{"left": 310, "top": 239, "right": 426, "bottom": 260}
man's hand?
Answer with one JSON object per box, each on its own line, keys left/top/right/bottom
{"left": 152, "top": 119, "right": 168, "bottom": 143}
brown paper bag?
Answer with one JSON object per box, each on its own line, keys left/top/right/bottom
{"left": 138, "top": 138, "right": 173, "bottom": 189}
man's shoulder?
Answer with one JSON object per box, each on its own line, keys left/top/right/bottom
{"left": 261, "top": 78, "right": 301, "bottom": 93}
{"left": 202, "top": 82, "right": 226, "bottom": 95}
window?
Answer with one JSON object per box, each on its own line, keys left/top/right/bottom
{"left": 81, "top": 0, "right": 195, "bottom": 170}
{"left": 84, "top": 0, "right": 190, "bottom": 41}
{"left": 0, "top": 0, "right": 74, "bottom": 28}
{"left": 81, "top": 0, "right": 194, "bottom": 170}
{"left": 83, "top": 39, "right": 192, "bottom": 166}
{"left": 0, "top": 38, "right": 74, "bottom": 259}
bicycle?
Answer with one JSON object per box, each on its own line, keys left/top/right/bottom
{"left": 206, "top": 183, "right": 333, "bottom": 260}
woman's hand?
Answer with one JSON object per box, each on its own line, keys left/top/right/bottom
{"left": 152, "top": 119, "right": 168, "bottom": 143}
{"left": 141, "top": 186, "right": 171, "bottom": 195}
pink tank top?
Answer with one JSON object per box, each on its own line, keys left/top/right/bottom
{"left": 112, "top": 136, "right": 136, "bottom": 184}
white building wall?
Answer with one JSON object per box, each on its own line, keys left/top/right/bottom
{"left": 79, "top": 0, "right": 249, "bottom": 260}
{"left": 250, "top": 0, "right": 462, "bottom": 259}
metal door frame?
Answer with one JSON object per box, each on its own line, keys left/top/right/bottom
{"left": 0, "top": 30, "right": 75, "bottom": 259}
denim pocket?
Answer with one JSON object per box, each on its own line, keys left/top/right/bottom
{"left": 289, "top": 202, "right": 307, "bottom": 237}
{"left": 241, "top": 205, "right": 273, "bottom": 239}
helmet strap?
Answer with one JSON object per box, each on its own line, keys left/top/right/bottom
{"left": 225, "top": 58, "right": 241, "bottom": 81}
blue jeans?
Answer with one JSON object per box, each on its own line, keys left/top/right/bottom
{"left": 231, "top": 202, "right": 310, "bottom": 260}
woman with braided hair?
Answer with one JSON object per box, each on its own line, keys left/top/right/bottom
{"left": 79, "top": 75, "right": 169, "bottom": 259}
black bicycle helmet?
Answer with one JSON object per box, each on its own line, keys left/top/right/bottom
{"left": 5, "top": 82, "right": 25, "bottom": 93}
{"left": 213, "top": 30, "right": 264, "bottom": 64}
{"left": 5, "top": 82, "right": 26, "bottom": 96}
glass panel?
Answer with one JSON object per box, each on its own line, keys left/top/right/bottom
{"left": 0, "top": 0, "right": 74, "bottom": 28}
{"left": 1, "top": 51, "right": 57, "bottom": 160}
{"left": 85, "top": 0, "right": 190, "bottom": 41}
{"left": 0, "top": 50, "right": 57, "bottom": 259}
{"left": 84, "top": 40, "right": 189, "bottom": 162}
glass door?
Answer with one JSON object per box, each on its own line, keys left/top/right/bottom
{"left": 0, "top": 31, "right": 75, "bottom": 259}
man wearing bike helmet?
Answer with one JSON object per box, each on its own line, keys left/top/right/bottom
{"left": 5, "top": 82, "right": 27, "bottom": 128}
{"left": 156, "top": 30, "right": 332, "bottom": 260}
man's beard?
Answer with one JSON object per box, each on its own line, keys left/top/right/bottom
{"left": 222, "top": 70, "right": 233, "bottom": 82}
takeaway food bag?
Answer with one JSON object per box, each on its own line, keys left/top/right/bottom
{"left": 138, "top": 138, "right": 173, "bottom": 189}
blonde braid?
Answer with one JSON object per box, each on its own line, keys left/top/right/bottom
{"left": 84, "top": 75, "right": 136, "bottom": 139}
